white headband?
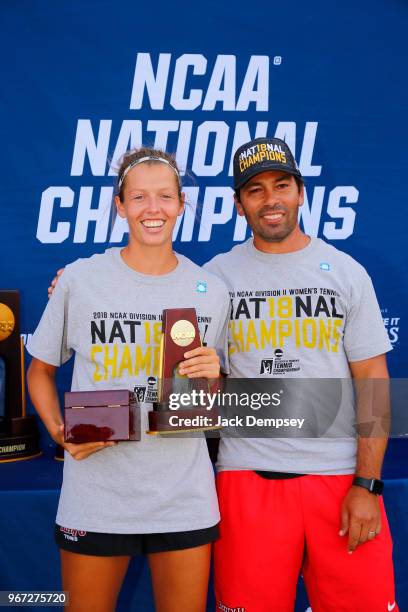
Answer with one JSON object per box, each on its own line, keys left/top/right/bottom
{"left": 118, "top": 156, "right": 180, "bottom": 189}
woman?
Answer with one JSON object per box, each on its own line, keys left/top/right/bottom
{"left": 27, "top": 147, "right": 230, "bottom": 612}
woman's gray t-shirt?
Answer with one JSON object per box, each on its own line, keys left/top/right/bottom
{"left": 27, "top": 248, "right": 230, "bottom": 533}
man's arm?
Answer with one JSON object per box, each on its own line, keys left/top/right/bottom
{"left": 340, "top": 354, "right": 390, "bottom": 553}
{"left": 47, "top": 268, "right": 64, "bottom": 298}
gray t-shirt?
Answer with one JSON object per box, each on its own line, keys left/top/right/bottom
{"left": 27, "top": 248, "right": 230, "bottom": 533}
{"left": 204, "top": 237, "right": 392, "bottom": 475}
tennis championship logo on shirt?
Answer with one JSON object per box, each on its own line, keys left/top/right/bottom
{"left": 142, "top": 376, "right": 158, "bottom": 403}
{"left": 229, "top": 286, "right": 344, "bottom": 360}
{"left": 260, "top": 349, "right": 300, "bottom": 375}
{"left": 133, "top": 386, "right": 146, "bottom": 401}
{"left": 133, "top": 378, "right": 158, "bottom": 402}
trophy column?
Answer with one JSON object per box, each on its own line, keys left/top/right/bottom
{"left": 147, "top": 308, "right": 220, "bottom": 434}
{"left": 0, "top": 291, "right": 41, "bottom": 461}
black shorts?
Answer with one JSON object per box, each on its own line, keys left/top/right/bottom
{"left": 55, "top": 523, "right": 219, "bottom": 557}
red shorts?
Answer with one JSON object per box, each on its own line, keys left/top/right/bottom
{"left": 214, "top": 471, "right": 398, "bottom": 612}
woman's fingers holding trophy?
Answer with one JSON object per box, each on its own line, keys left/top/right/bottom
{"left": 179, "top": 346, "right": 220, "bottom": 379}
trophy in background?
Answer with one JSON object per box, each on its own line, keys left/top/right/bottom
{"left": 0, "top": 290, "right": 41, "bottom": 461}
{"left": 147, "top": 308, "right": 220, "bottom": 434}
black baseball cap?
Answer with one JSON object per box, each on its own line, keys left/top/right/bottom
{"left": 233, "top": 137, "right": 302, "bottom": 190}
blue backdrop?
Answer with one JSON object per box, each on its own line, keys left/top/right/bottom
{"left": 0, "top": 0, "right": 407, "bottom": 382}
{"left": 0, "top": 1, "right": 407, "bottom": 609}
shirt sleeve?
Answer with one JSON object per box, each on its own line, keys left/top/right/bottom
{"left": 344, "top": 270, "right": 392, "bottom": 362}
{"left": 203, "top": 259, "right": 231, "bottom": 374}
{"left": 26, "top": 273, "right": 73, "bottom": 366}
{"left": 213, "top": 285, "right": 231, "bottom": 375}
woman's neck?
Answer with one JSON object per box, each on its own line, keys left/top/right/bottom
{"left": 120, "top": 243, "right": 178, "bottom": 275}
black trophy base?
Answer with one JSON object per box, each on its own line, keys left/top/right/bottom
{"left": 0, "top": 415, "right": 41, "bottom": 462}
{"left": 147, "top": 408, "right": 220, "bottom": 435}
{"left": 55, "top": 444, "right": 65, "bottom": 461}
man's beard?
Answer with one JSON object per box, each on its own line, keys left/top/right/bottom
{"left": 242, "top": 204, "right": 299, "bottom": 243}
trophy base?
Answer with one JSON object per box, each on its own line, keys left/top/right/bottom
{"left": 0, "top": 416, "right": 41, "bottom": 462}
{"left": 55, "top": 444, "right": 65, "bottom": 461}
{"left": 147, "top": 408, "right": 220, "bottom": 435}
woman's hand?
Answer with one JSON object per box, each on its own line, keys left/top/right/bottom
{"left": 178, "top": 346, "right": 220, "bottom": 379}
{"left": 53, "top": 424, "right": 117, "bottom": 461}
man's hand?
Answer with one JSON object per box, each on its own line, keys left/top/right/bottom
{"left": 48, "top": 268, "right": 64, "bottom": 298}
{"left": 178, "top": 346, "right": 220, "bottom": 379}
{"left": 340, "top": 485, "right": 381, "bottom": 553}
{"left": 54, "top": 424, "right": 117, "bottom": 461}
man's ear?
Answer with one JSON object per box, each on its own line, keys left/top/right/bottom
{"left": 234, "top": 194, "right": 245, "bottom": 217}
{"left": 298, "top": 184, "right": 305, "bottom": 207}
{"left": 115, "top": 195, "right": 126, "bottom": 218}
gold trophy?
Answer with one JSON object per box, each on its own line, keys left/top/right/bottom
{"left": 147, "top": 308, "right": 220, "bottom": 434}
{"left": 0, "top": 291, "right": 41, "bottom": 462}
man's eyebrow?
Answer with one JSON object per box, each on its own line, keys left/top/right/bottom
{"left": 244, "top": 174, "right": 290, "bottom": 188}
{"left": 244, "top": 181, "right": 262, "bottom": 188}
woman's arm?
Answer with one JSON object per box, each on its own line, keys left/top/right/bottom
{"left": 27, "top": 358, "right": 62, "bottom": 441}
{"left": 27, "top": 357, "right": 116, "bottom": 460}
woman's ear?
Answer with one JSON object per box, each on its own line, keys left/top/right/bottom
{"left": 115, "top": 195, "right": 126, "bottom": 218}
{"left": 178, "top": 192, "right": 186, "bottom": 217}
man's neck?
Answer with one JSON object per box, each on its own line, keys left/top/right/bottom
{"left": 253, "top": 227, "right": 311, "bottom": 254}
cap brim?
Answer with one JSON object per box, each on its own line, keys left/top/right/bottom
{"left": 234, "top": 164, "right": 302, "bottom": 190}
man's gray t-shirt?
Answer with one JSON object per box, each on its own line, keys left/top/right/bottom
{"left": 27, "top": 248, "right": 230, "bottom": 533}
{"left": 204, "top": 237, "right": 392, "bottom": 475}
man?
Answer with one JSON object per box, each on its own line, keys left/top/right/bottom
{"left": 203, "top": 137, "right": 398, "bottom": 611}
